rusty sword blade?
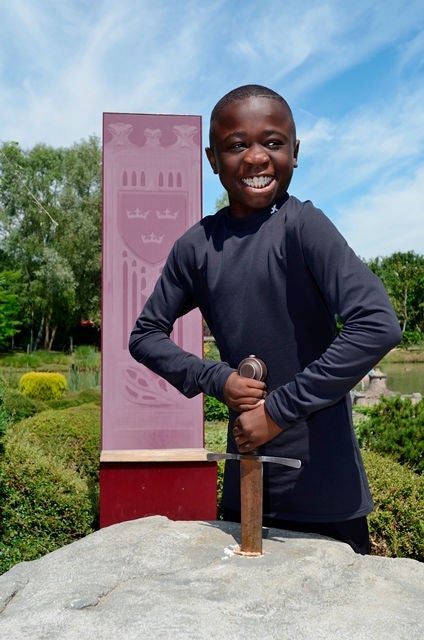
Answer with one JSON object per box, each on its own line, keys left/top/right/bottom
{"left": 207, "top": 451, "right": 301, "bottom": 556}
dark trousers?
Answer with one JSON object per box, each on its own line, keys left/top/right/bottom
{"left": 223, "top": 509, "right": 371, "bottom": 555}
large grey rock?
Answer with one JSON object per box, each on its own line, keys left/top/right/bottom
{"left": 0, "top": 516, "right": 422, "bottom": 639}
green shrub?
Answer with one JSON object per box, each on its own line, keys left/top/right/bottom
{"left": 0, "top": 403, "right": 101, "bottom": 575}
{"left": 205, "top": 395, "right": 228, "bottom": 422}
{"left": 400, "top": 330, "right": 423, "bottom": 349}
{"left": 46, "top": 387, "right": 101, "bottom": 410}
{"left": 356, "top": 397, "right": 424, "bottom": 474}
{"left": 0, "top": 433, "right": 94, "bottom": 575}
{"left": 0, "top": 382, "right": 10, "bottom": 454}
{"left": 2, "top": 388, "right": 46, "bottom": 422}
{"left": 19, "top": 371, "right": 67, "bottom": 401}
{"left": 203, "top": 340, "right": 220, "bottom": 361}
{"left": 363, "top": 450, "right": 424, "bottom": 560}
{"left": 205, "top": 423, "right": 227, "bottom": 520}
{"left": 12, "top": 404, "right": 100, "bottom": 483}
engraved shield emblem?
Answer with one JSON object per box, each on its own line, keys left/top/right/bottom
{"left": 118, "top": 192, "right": 187, "bottom": 264}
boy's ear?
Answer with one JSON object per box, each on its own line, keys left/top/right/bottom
{"left": 205, "top": 147, "right": 218, "bottom": 174}
{"left": 293, "top": 139, "right": 300, "bottom": 168}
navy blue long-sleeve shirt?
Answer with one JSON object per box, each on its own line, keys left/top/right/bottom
{"left": 129, "top": 195, "right": 402, "bottom": 521}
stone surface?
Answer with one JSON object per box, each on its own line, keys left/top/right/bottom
{"left": 0, "top": 516, "right": 423, "bottom": 640}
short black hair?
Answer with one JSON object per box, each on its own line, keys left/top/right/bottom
{"left": 209, "top": 84, "right": 296, "bottom": 147}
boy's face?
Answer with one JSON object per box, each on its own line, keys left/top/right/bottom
{"left": 206, "top": 97, "right": 300, "bottom": 218}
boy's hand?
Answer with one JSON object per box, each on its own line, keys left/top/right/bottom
{"left": 223, "top": 371, "right": 267, "bottom": 413}
{"left": 232, "top": 403, "right": 282, "bottom": 453}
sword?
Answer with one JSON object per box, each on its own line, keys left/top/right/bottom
{"left": 208, "top": 356, "right": 302, "bottom": 557}
{"left": 206, "top": 451, "right": 301, "bottom": 557}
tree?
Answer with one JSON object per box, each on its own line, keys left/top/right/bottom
{"left": 30, "top": 248, "right": 76, "bottom": 350}
{"left": 0, "top": 138, "right": 101, "bottom": 349}
{"left": 0, "top": 271, "right": 22, "bottom": 349}
{"left": 215, "top": 191, "right": 229, "bottom": 210}
{"left": 56, "top": 137, "right": 102, "bottom": 325}
{"left": 367, "top": 252, "right": 424, "bottom": 335}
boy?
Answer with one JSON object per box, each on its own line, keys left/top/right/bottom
{"left": 129, "top": 85, "right": 402, "bottom": 554}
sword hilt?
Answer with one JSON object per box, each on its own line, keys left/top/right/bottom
{"left": 238, "top": 355, "right": 267, "bottom": 382}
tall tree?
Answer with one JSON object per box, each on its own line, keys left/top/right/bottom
{"left": 0, "top": 271, "right": 22, "bottom": 349}
{"left": 0, "top": 138, "right": 101, "bottom": 349}
{"left": 367, "top": 251, "right": 424, "bottom": 334}
{"left": 56, "top": 137, "right": 102, "bottom": 325}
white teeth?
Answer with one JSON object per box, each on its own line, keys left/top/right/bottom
{"left": 242, "top": 176, "right": 273, "bottom": 189}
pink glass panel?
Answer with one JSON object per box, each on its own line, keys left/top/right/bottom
{"left": 102, "top": 114, "right": 203, "bottom": 450}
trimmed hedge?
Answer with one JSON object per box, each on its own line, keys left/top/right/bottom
{"left": 9, "top": 404, "right": 100, "bottom": 483}
{"left": 363, "top": 449, "right": 424, "bottom": 560}
{"left": 356, "top": 397, "right": 424, "bottom": 474}
{"left": 2, "top": 388, "right": 46, "bottom": 423}
{"left": 0, "top": 433, "right": 94, "bottom": 573}
{"left": 19, "top": 371, "right": 67, "bottom": 401}
{"left": 0, "top": 403, "right": 100, "bottom": 575}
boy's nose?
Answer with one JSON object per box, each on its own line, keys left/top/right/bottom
{"left": 243, "top": 144, "right": 270, "bottom": 168}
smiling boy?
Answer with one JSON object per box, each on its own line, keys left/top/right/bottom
{"left": 129, "top": 85, "right": 402, "bottom": 554}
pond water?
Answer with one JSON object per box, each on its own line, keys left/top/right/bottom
{"left": 380, "top": 362, "right": 424, "bottom": 396}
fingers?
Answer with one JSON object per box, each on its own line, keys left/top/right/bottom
{"left": 232, "top": 427, "right": 253, "bottom": 452}
{"left": 223, "top": 373, "right": 267, "bottom": 412}
{"left": 233, "top": 417, "right": 255, "bottom": 452}
{"left": 232, "top": 403, "right": 282, "bottom": 453}
{"left": 238, "top": 398, "right": 265, "bottom": 412}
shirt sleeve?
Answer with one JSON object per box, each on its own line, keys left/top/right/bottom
{"left": 128, "top": 239, "right": 235, "bottom": 402}
{"left": 264, "top": 205, "right": 402, "bottom": 428}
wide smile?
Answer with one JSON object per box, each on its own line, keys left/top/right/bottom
{"left": 241, "top": 175, "right": 274, "bottom": 190}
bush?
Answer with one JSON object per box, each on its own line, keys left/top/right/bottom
{"left": 400, "top": 330, "right": 423, "bottom": 349}
{"left": 0, "top": 382, "right": 10, "bottom": 454}
{"left": 19, "top": 371, "right": 67, "bottom": 401}
{"left": 203, "top": 340, "right": 220, "bottom": 361}
{"left": 0, "top": 403, "right": 101, "bottom": 575}
{"left": 205, "top": 395, "right": 228, "bottom": 422}
{"left": 0, "top": 433, "right": 94, "bottom": 574}
{"left": 363, "top": 450, "right": 424, "bottom": 560}
{"left": 11, "top": 404, "right": 100, "bottom": 483}
{"left": 356, "top": 397, "right": 424, "bottom": 474}
{"left": 205, "top": 423, "right": 227, "bottom": 520}
{"left": 46, "top": 387, "right": 101, "bottom": 410}
{"left": 2, "top": 387, "right": 46, "bottom": 422}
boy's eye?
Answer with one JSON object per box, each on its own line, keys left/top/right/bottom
{"left": 266, "top": 140, "right": 283, "bottom": 148}
{"left": 228, "top": 142, "right": 246, "bottom": 152}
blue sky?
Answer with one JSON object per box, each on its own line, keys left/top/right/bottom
{"left": 1, "top": 0, "right": 423, "bottom": 258}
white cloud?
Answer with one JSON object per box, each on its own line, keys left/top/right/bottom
{"left": 337, "top": 165, "right": 424, "bottom": 258}
{"left": 296, "top": 84, "right": 424, "bottom": 202}
{"left": 296, "top": 116, "right": 334, "bottom": 153}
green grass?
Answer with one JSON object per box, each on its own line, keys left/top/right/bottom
{"left": 0, "top": 346, "right": 100, "bottom": 372}
{"left": 205, "top": 421, "right": 227, "bottom": 451}
{"left": 381, "top": 347, "right": 424, "bottom": 363}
